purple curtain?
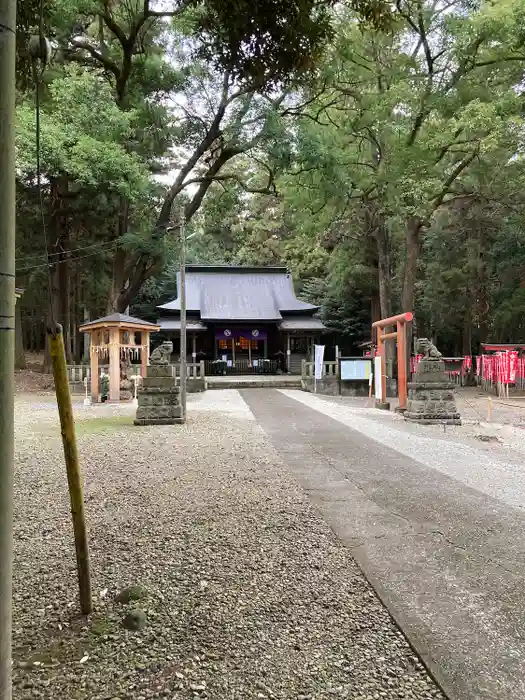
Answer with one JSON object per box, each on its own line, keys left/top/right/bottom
{"left": 215, "top": 328, "right": 267, "bottom": 341}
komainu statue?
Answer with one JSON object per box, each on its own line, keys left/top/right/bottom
{"left": 415, "top": 337, "right": 442, "bottom": 360}
{"left": 150, "top": 341, "right": 173, "bottom": 365}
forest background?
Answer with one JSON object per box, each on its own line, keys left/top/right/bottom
{"left": 14, "top": 0, "right": 525, "bottom": 367}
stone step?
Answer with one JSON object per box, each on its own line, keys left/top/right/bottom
{"left": 207, "top": 378, "right": 302, "bottom": 389}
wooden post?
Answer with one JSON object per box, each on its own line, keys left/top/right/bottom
{"left": 248, "top": 337, "right": 252, "bottom": 367}
{"left": 287, "top": 333, "right": 291, "bottom": 372}
{"left": 397, "top": 320, "right": 407, "bottom": 410}
{"left": 108, "top": 326, "right": 120, "bottom": 402}
{"left": 192, "top": 333, "right": 196, "bottom": 377}
{"left": 90, "top": 343, "right": 99, "bottom": 403}
{"left": 200, "top": 360, "right": 205, "bottom": 378}
{"left": 376, "top": 326, "right": 386, "bottom": 404}
{"left": 231, "top": 336, "right": 235, "bottom": 367}
{"left": 48, "top": 325, "right": 92, "bottom": 615}
{"left": 141, "top": 330, "right": 149, "bottom": 378}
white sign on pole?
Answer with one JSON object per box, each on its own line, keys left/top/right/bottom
{"left": 374, "top": 356, "right": 383, "bottom": 401}
{"left": 314, "top": 345, "right": 325, "bottom": 384}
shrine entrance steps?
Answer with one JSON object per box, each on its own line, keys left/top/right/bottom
{"left": 206, "top": 374, "right": 302, "bottom": 390}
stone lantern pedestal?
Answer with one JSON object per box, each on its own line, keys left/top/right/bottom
{"left": 405, "top": 358, "right": 461, "bottom": 425}
{"left": 134, "top": 365, "right": 183, "bottom": 425}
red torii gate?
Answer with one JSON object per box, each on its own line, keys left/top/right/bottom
{"left": 372, "top": 312, "right": 413, "bottom": 410}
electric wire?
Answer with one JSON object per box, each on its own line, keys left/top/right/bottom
{"left": 16, "top": 244, "right": 122, "bottom": 273}
{"left": 16, "top": 235, "right": 127, "bottom": 267}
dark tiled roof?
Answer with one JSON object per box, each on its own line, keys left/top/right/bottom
{"left": 279, "top": 317, "right": 326, "bottom": 331}
{"left": 158, "top": 267, "right": 318, "bottom": 321}
{"left": 81, "top": 313, "right": 158, "bottom": 327}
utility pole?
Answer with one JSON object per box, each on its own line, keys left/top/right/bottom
{"left": 0, "top": 1, "right": 17, "bottom": 698}
{"left": 179, "top": 207, "right": 187, "bottom": 422}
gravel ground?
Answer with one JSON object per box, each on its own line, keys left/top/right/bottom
{"left": 12, "top": 392, "right": 444, "bottom": 700}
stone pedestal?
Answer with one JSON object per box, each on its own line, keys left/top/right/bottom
{"left": 134, "top": 365, "right": 183, "bottom": 426}
{"left": 405, "top": 358, "right": 461, "bottom": 425}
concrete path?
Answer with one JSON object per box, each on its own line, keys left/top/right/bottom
{"left": 242, "top": 388, "right": 525, "bottom": 700}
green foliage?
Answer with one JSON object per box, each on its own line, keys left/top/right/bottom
{"left": 16, "top": 66, "right": 150, "bottom": 196}
{"left": 189, "top": 0, "right": 393, "bottom": 85}
{"left": 15, "top": 0, "right": 525, "bottom": 360}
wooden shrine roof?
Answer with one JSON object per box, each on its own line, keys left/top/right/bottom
{"left": 79, "top": 312, "right": 159, "bottom": 333}
{"left": 157, "top": 266, "right": 319, "bottom": 322}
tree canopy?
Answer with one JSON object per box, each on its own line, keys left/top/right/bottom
{"left": 14, "top": 0, "right": 525, "bottom": 362}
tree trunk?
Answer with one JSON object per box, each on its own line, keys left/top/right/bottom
{"left": 107, "top": 199, "right": 130, "bottom": 313}
{"left": 44, "top": 176, "right": 71, "bottom": 370}
{"left": 376, "top": 226, "right": 393, "bottom": 320}
{"left": 370, "top": 205, "right": 392, "bottom": 321}
{"left": 72, "top": 272, "right": 82, "bottom": 363}
{"left": 462, "top": 308, "right": 472, "bottom": 356}
{"left": 402, "top": 216, "right": 422, "bottom": 363}
{"left": 401, "top": 216, "right": 421, "bottom": 315}
{"left": 372, "top": 216, "right": 395, "bottom": 369}
{"left": 82, "top": 307, "right": 90, "bottom": 363}
{"left": 109, "top": 249, "right": 128, "bottom": 313}
{"left": 371, "top": 296, "right": 380, "bottom": 345}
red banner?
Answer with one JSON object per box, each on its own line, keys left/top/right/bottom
{"left": 410, "top": 354, "right": 423, "bottom": 374}
{"left": 483, "top": 351, "right": 520, "bottom": 384}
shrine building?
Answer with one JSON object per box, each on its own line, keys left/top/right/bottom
{"left": 157, "top": 265, "right": 326, "bottom": 374}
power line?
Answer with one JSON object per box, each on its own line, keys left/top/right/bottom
{"left": 16, "top": 235, "right": 127, "bottom": 266}
{"left": 16, "top": 243, "right": 121, "bottom": 273}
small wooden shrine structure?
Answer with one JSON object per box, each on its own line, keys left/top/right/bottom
{"left": 79, "top": 313, "right": 160, "bottom": 402}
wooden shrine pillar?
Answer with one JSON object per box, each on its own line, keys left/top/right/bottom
{"left": 141, "top": 330, "right": 149, "bottom": 378}
{"left": 90, "top": 345, "right": 99, "bottom": 402}
{"left": 109, "top": 327, "right": 120, "bottom": 402}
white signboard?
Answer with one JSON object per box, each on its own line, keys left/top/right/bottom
{"left": 314, "top": 345, "right": 325, "bottom": 380}
{"left": 374, "top": 356, "right": 383, "bottom": 401}
{"left": 340, "top": 359, "right": 371, "bottom": 381}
